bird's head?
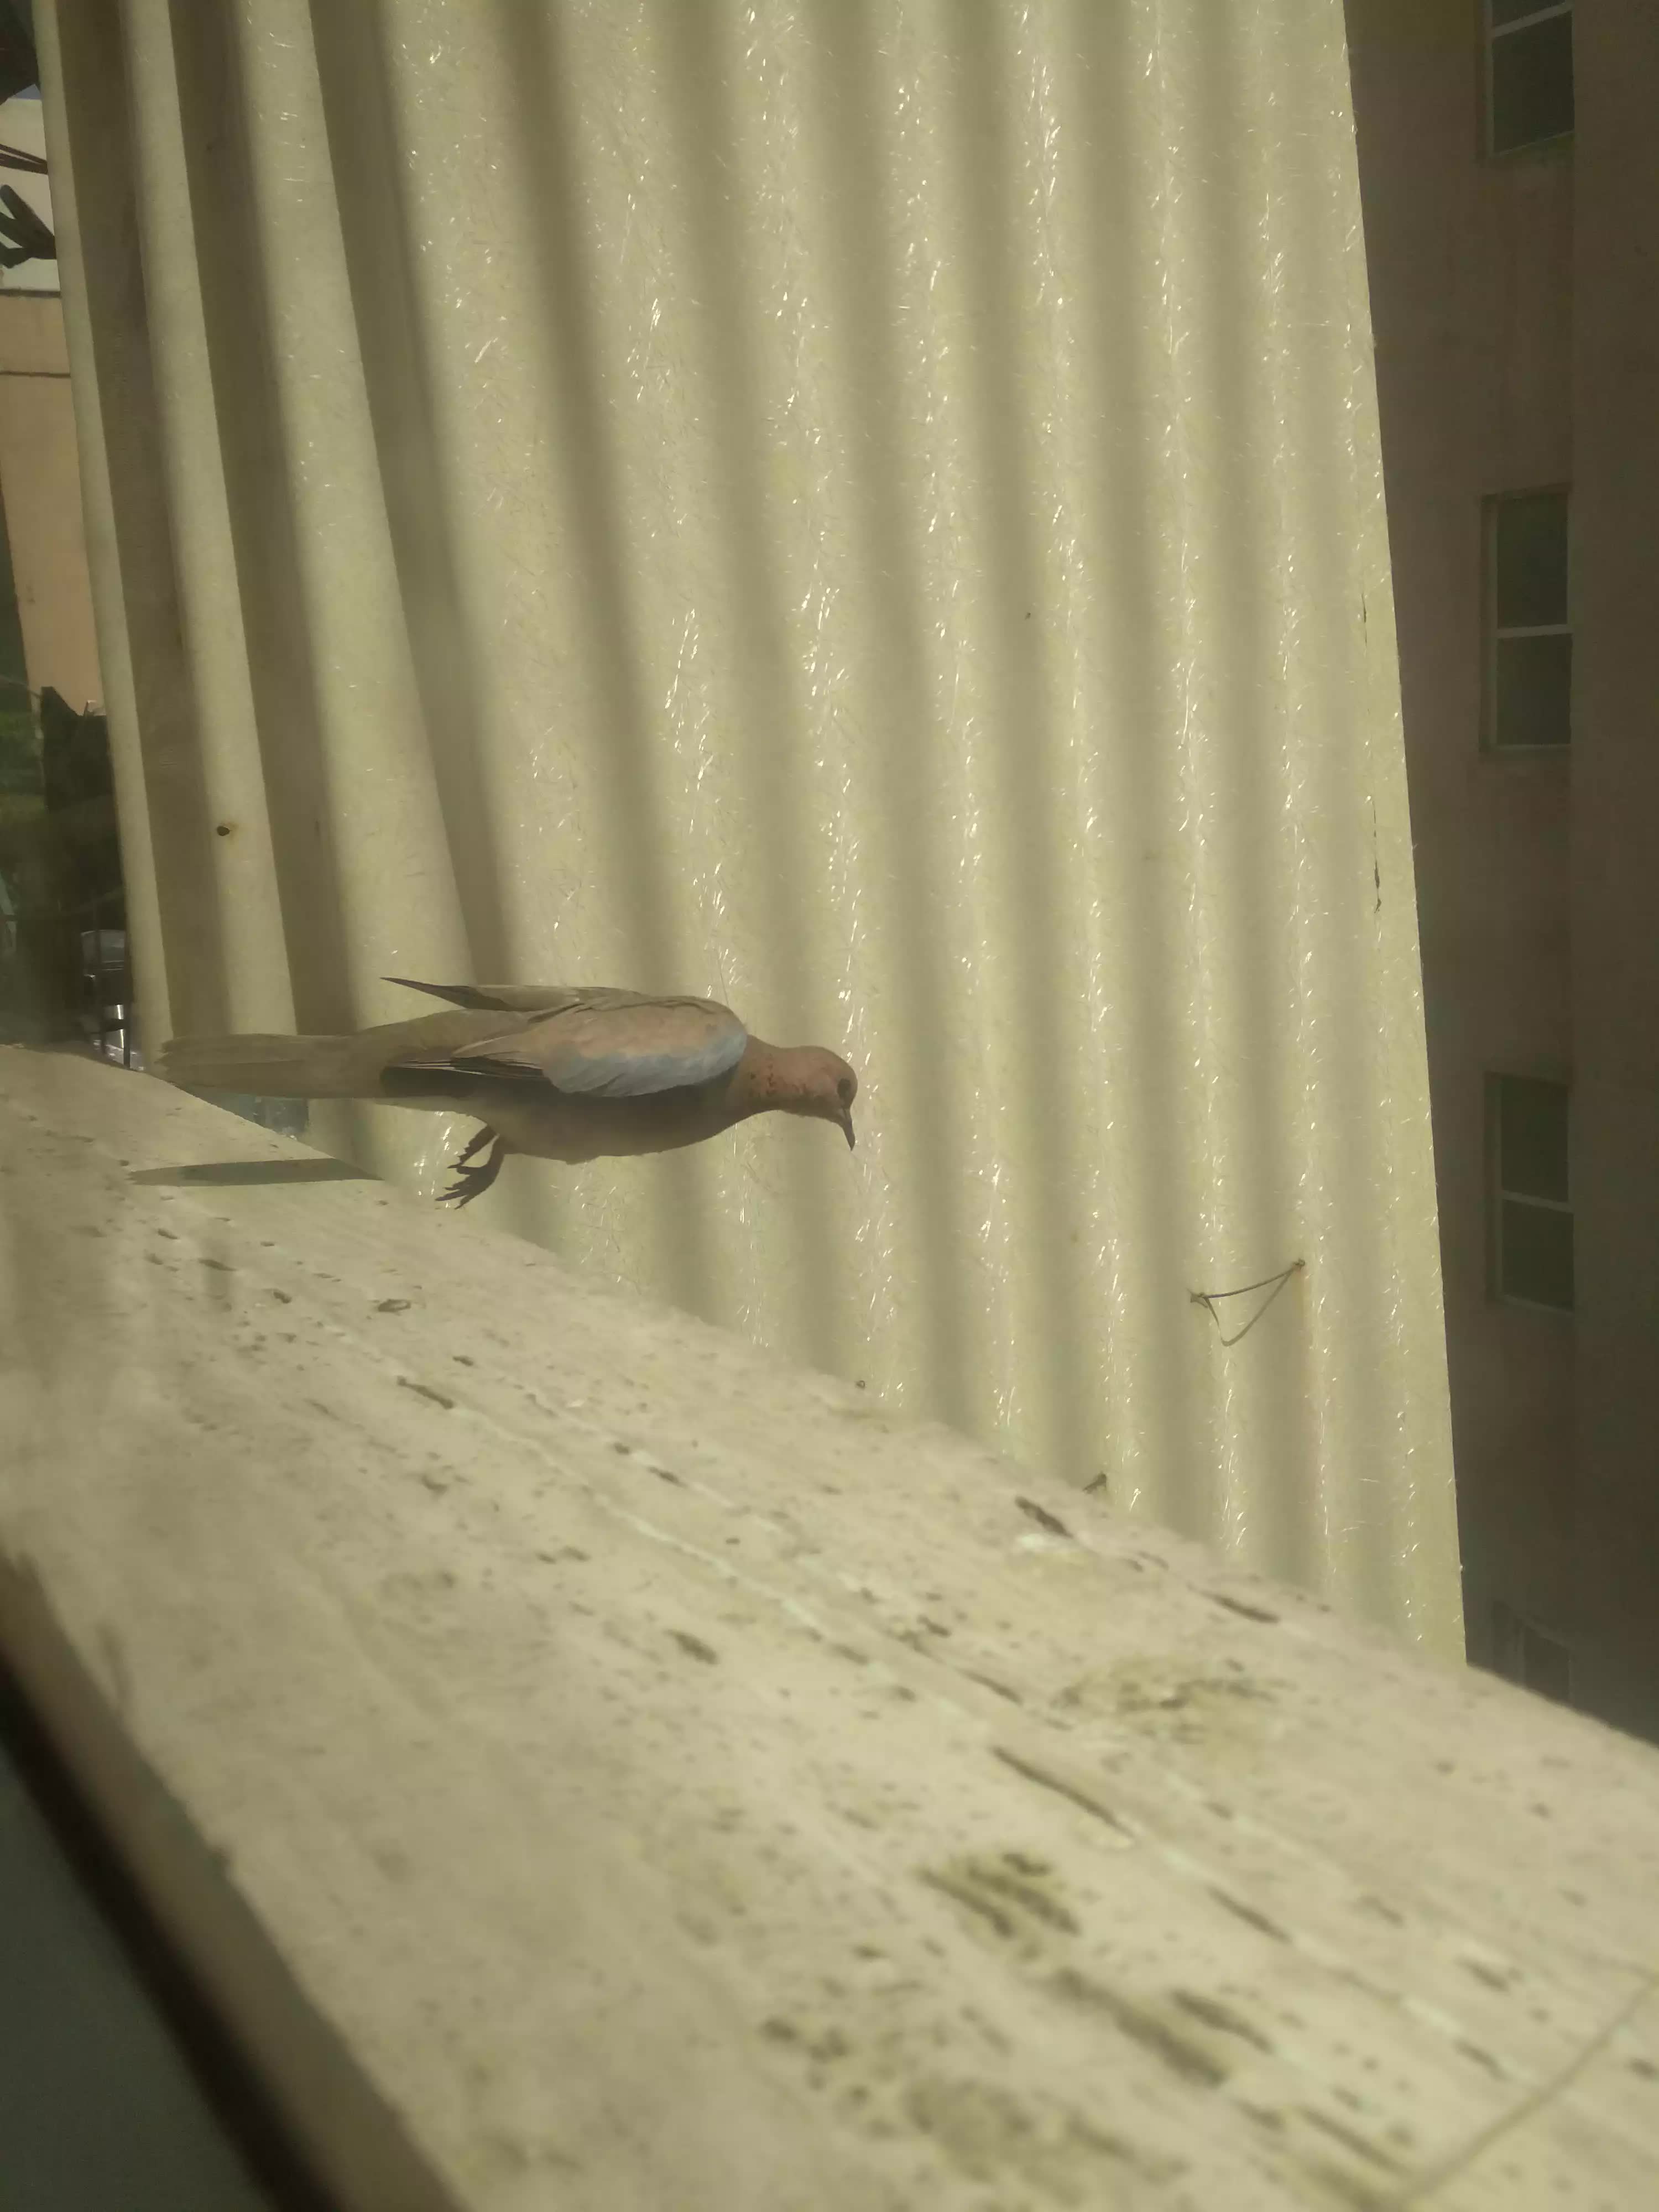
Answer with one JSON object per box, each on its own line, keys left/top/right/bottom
{"left": 761, "top": 1045, "right": 858, "bottom": 1147}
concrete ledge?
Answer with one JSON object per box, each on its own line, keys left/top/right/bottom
{"left": 2, "top": 1046, "right": 1657, "bottom": 2210}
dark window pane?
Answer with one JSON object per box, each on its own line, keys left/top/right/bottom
{"left": 0, "top": 474, "right": 35, "bottom": 795}
{"left": 1495, "top": 630, "right": 1572, "bottom": 747}
{"left": 1495, "top": 491, "right": 1568, "bottom": 628}
{"left": 1491, "top": 15, "right": 1574, "bottom": 153}
{"left": 1489, "top": 1597, "right": 1523, "bottom": 1679}
{"left": 1499, "top": 1074, "right": 1569, "bottom": 1200}
{"left": 1521, "top": 1624, "right": 1572, "bottom": 1703}
{"left": 1500, "top": 1198, "right": 1574, "bottom": 1308}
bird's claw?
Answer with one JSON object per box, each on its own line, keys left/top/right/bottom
{"left": 439, "top": 1128, "right": 505, "bottom": 1206}
{"left": 439, "top": 1169, "right": 491, "bottom": 1206}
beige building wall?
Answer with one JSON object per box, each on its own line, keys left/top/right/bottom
{"left": 0, "top": 294, "right": 102, "bottom": 710}
{"left": 1569, "top": 3, "right": 1659, "bottom": 1740}
{"left": 1348, "top": 2, "right": 1658, "bottom": 1735}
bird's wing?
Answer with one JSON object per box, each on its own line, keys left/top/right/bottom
{"left": 386, "top": 993, "right": 748, "bottom": 1098}
{"left": 384, "top": 977, "right": 608, "bottom": 1016}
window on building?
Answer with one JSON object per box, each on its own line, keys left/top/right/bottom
{"left": 1486, "top": 3, "right": 1574, "bottom": 156}
{"left": 1484, "top": 488, "right": 1571, "bottom": 749}
{"left": 1490, "top": 1599, "right": 1573, "bottom": 1703}
{"left": 0, "top": 474, "right": 30, "bottom": 799}
{"left": 1489, "top": 1074, "right": 1573, "bottom": 1310}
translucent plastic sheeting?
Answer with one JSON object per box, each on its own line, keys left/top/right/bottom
{"left": 39, "top": 0, "right": 1460, "bottom": 1653}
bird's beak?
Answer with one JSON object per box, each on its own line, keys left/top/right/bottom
{"left": 839, "top": 1107, "right": 855, "bottom": 1149}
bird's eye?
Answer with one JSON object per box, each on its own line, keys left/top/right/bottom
{"left": 837, "top": 1076, "right": 854, "bottom": 1104}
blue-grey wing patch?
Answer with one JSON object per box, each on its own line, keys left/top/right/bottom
{"left": 451, "top": 997, "right": 748, "bottom": 1097}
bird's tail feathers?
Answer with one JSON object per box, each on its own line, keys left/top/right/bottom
{"left": 154, "top": 1033, "right": 366, "bottom": 1098}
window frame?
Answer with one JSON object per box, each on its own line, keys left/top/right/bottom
{"left": 1486, "top": 1071, "right": 1574, "bottom": 1314}
{"left": 1481, "top": 484, "right": 1572, "bottom": 754}
{"left": 1490, "top": 1598, "right": 1573, "bottom": 1702}
{"left": 1481, "top": 0, "right": 1574, "bottom": 161}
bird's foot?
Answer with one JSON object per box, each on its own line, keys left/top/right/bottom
{"left": 440, "top": 1128, "right": 507, "bottom": 1206}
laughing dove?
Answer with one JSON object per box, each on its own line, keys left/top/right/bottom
{"left": 156, "top": 978, "right": 858, "bottom": 1203}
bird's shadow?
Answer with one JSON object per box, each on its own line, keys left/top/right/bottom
{"left": 128, "top": 1160, "right": 374, "bottom": 1189}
